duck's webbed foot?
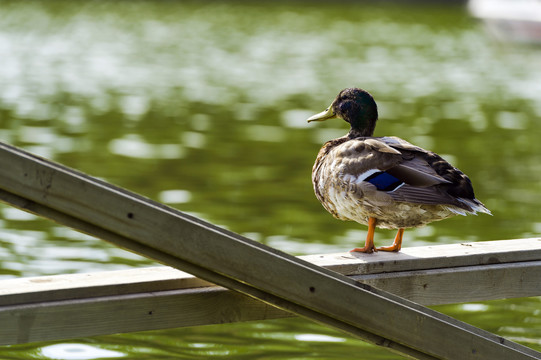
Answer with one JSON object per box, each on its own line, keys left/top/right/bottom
{"left": 376, "top": 228, "right": 404, "bottom": 252}
{"left": 350, "top": 217, "right": 378, "bottom": 254}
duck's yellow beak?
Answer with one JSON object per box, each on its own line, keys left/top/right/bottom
{"left": 307, "top": 102, "right": 336, "bottom": 123}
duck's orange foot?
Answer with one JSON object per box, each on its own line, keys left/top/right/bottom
{"left": 350, "top": 245, "right": 377, "bottom": 254}
{"left": 376, "top": 244, "right": 400, "bottom": 252}
{"left": 350, "top": 217, "right": 378, "bottom": 254}
{"left": 376, "top": 228, "right": 404, "bottom": 252}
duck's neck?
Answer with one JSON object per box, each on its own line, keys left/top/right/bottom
{"left": 347, "top": 119, "right": 376, "bottom": 138}
{"left": 345, "top": 108, "right": 377, "bottom": 138}
{"left": 348, "top": 129, "right": 373, "bottom": 139}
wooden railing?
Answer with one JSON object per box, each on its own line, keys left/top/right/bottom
{"left": 1, "top": 142, "right": 540, "bottom": 359}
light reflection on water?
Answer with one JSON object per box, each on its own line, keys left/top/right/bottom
{"left": 1, "top": 1, "right": 541, "bottom": 359}
{"left": 41, "top": 344, "right": 124, "bottom": 360}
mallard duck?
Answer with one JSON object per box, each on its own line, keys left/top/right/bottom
{"left": 308, "top": 88, "right": 491, "bottom": 253}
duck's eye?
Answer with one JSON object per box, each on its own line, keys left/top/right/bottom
{"left": 338, "top": 101, "right": 353, "bottom": 113}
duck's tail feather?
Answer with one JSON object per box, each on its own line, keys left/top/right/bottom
{"left": 456, "top": 198, "right": 492, "bottom": 216}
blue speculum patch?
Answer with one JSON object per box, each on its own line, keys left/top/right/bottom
{"left": 365, "top": 171, "right": 403, "bottom": 192}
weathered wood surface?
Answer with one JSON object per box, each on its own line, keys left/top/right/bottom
{"left": 2, "top": 238, "right": 541, "bottom": 307}
{"left": 1, "top": 142, "right": 540, "bottom": 359}
{"left": 1, "top": 239, "right": 541, "bottom": 346}
{"left": 309, "top": 238, "right": 541, "bottom": 275}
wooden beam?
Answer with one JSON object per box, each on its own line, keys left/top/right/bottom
{"left": 0, "top": 141, "right": 539, "bottom": 359}
{"left": 2, "top": 238, "right": 541, "bottom": 307}
{"left": 307, "top": 238, "right": 541, "bottom": 276}
{"left": 1, "top": 239, "right": 541, "bottom": 345}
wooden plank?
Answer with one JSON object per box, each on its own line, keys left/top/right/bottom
{"left": 0, "top": 267, "right": 212, "bottom": 306}
{"left": 2, "top": 258, "right": 540, "bottom": 308}
{"left": 305, "top": 238, "right": 541, "bottom": 275}
{"left": 0, "top": 142, "right": 539, "bottom": 360}
{"left": 2, "top": 239, "right": 541, "bottom": 307}
{"left": 356, "top": 260, "right": 541, "bottom": 305}
{"left": 1, "top": 250, "right": 541, "bottom": 344}
{"left": 1, "top": 286, "right": 291, "bottom": 345}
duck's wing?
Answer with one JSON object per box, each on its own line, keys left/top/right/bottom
{"left": 377, "top": 137, "right": 489, "bottom": 213}
{"left": 336, "top": 137, "right": 481, "bottom": 211}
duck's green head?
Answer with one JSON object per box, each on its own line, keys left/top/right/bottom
{"left": 307, "top": 88, "right": 378, "bottom": 136}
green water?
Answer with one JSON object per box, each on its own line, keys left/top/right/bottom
{"left": 1, "top": 1, "right": 541, "bottom": 358}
